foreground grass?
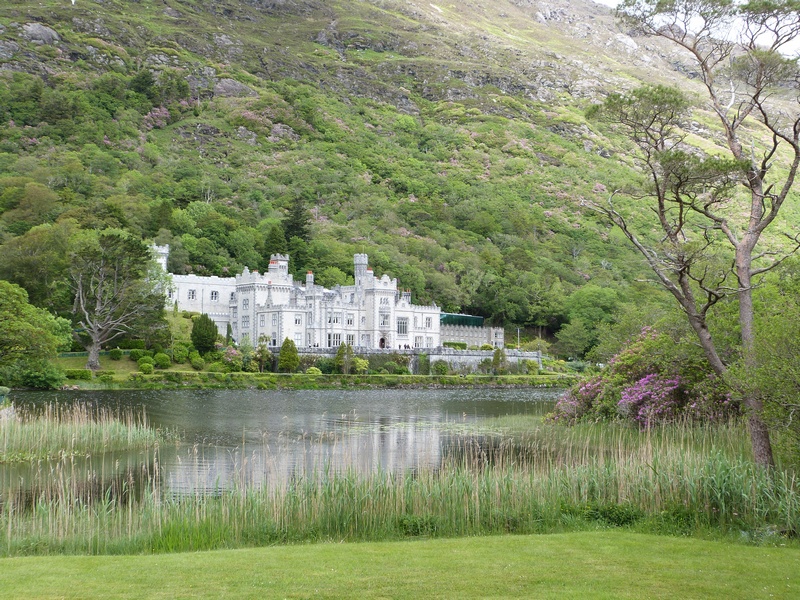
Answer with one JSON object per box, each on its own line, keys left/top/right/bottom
{"left": 0, "top": 532, "right": 797, "bottom": 599}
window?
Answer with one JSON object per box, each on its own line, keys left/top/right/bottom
{"left": 346, "top": 334, "right": 355, "bottom": 346}
{"left": 295, "top": 314, "right": 302, "bottom": 325}
{"left": 379, "top": 313, "right": 389, "bottom": 328}
{"left": 397, "top": 317, "right": 408, "bottom": 336}
{"left": 328, "top": 313, "right": 341, "bottom": 325}
{"left": 242, "top": 316, "right": 250, "bottom": 328}
{"left": 346, "top": 313, "right": 354, "bottom": 326}
{"left": 414, "top": 317, "right": 418, "bottom": 328}
{"left": 426, "top": 336, "right": 433, "bottom": 348}
{"left": 210, "top": 291, "right": 219, "bottom": 302}
{"left": 361, "top": 316, "right": 366, "bottom": 325}
{"left": 425, "top": 317, "right": 432, "bottom": 329}
{"left": 243, "top": 299, "right": 249, "bottom": 309}
{"left": 414, "top": 336, "right": 423, "bottom": 348}
{"left": 259, "top": 315, "right": 265, "bottom": 327}
{"left": 230, "top": 292, "right": 236, "bottom": 302}
{"left": 294, "top": 332, "right": 303, "bottom": 346}
{"left": 380, "top": 297, "right": 389, "bottom": 305}
{"left": 327, "top": 333, "right": 341, "bottom": 347}
{"left": 233, "top": 308, "right": 238, "bottom": 318}
{"left": 188, "top": 289, "right": 196, "bottom": 300}
{"left": 271, "top": 334, "right": 277, "bottom": 346}
{"left": 272, "top": 314, "right": 278, "bottom": 326}
{"left": 167, "top": 289, "right": 173, "bottom": 299}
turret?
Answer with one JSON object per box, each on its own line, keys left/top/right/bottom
{"left": 268, "top": 254, "right": 290, "bottom": 276}
{"left": 354, "top": 254, "right": 369, "bottom": 286}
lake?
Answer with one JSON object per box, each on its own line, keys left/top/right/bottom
{"left": 4, "top": 387, "right": 561, "bottom": 500}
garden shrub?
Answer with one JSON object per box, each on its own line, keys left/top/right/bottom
{"left": 137, "top": 356, "right": 155, "bottom": 370}
{"left": 305, "top": 366, "right": 322, "bottom": 375}
{"left": 109, "top": 348, "right": 123, "bottom": 361}
{"left": 129, "top": 349, "right": 145, "bottom": 362}
{"left": 480, "top": 343, "right": 494, "bottom": 350}
{"left": 443, "top": 341, "right": 467, "bottom": 350}
{"left": 98, "top": 373, "right": 114, "bottom": 384}
{"left": 139, "top": 363, "right": 154, "bottom": 374}
{"left": 172, "top": 345, "right": 189, "bottom": 364}
{"left": 432, "top": 360, "right": 449, "bottom": 375}
{"left": 153, "top": 353, "right": 171, "bottom": 369}
{"left": 550, "top": 327, "right": 737, "bottom": 425}
{"left": 190, "top": 354, "right": 205, "bottom": 371}
{"left": 64, "top": 369, "right": 92, "bottom": 381}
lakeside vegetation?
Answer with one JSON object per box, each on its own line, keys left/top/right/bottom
{"left": 1, "top": 413, "right": 797, "bottom": 557}
{"left": 0, "top": 403, "right": 161, "bottom": 462}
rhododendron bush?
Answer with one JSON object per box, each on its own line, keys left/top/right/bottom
{"left": 550, "top": 327, "right": 736, "bottom": 425}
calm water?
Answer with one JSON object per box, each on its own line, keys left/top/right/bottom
{"left": 5, "top": 388, "right": 560, "bottom": 499}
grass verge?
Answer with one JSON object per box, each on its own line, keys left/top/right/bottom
{"left": 0, "top": 532, "right": 797, "bottom": 599}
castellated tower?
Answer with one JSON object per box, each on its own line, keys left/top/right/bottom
{"left": 354, "top": 254, "right": 369, "bottom": 286}
{"left": 268, "top": 254, "right": 290, "bottom": 276}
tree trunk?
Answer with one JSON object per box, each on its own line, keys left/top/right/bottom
{"left": 85, "top": 341, "right": 101, "bottom": 371}
{"left": 736, "top": 248, "right": 775, "bottom": 468}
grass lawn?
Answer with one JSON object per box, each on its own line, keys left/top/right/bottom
{"left": 0, "top": 532, "right": 797, "bottom": 599}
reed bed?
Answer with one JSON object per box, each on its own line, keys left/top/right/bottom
{"left": 0, "top": 403, "right": 161, "bottom": 462}
{"left": 1, "top": 419, "right": 797, "bottom": 556}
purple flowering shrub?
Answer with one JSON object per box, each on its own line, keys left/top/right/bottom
{"left": 550, "top": 327, "right": 738, "bottom": 425}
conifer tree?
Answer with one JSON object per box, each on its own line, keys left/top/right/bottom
{"left": 277, "top": 337, "right": 299, "bottom": 373}
{"left": 191, "top": 313, "right": 218, "bottom": 355}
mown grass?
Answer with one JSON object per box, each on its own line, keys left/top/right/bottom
{"left": 0, "top": 532, "right": 797, "bottom": 599}
{"left": 0, "top": 403, "right": 161, "bottom": 462}
{"left": 1, "top": 418, "right": 797, "bottom": 556}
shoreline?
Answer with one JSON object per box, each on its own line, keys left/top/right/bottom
{"left": 50, "top": 372, "right": 576, "bottom": 391}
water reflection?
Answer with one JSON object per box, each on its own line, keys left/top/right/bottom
{"left": 5, "top": 388, "right": 560, "bottom": 500}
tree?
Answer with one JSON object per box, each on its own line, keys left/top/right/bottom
{"left": 591, "top": 1, "right": 800, "bottom": 466}
{"left": 334, "top": 342, "right": 355, "bottom": 374}
{"left": 70, "top": 230, "right": 165, "bottom": 370}
{"left": 284, "top": 196, "right": 310, "bottom": 242}
{"left": 0, "top": 281, "right": 71, "bottom": 369}
{"left": 277, "top": 337, "right": 299, "bottom": 373}
{"left": 191, "top": 313, "right": 219, "bottom": 355}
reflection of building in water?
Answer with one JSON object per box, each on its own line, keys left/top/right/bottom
{"left": 160, "top": 420, "right": 444, "bottom": 495}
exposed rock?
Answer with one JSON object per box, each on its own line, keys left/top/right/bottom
{"left": 22, "top": 23, "right": 60, "bottom": 45}
{"left": 268, "top": 123, "right": 299, "bottom": 142}
{"left": 0, "top": 41, "right": 20, "bottom": 60}
{"left": 213, "top": 78, "right": 258, "bottom": 97}
{"left": 236, "top": 126, "right": 258, "bottom": 145}
{"left": 164, "top": 8, "right": 182, "bottom": 18}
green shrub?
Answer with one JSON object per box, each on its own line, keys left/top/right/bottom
{"left": 432, "top": 360, "right": 449, "bottom": 375}
{"left": 98, "top": 373, "right": 114, "bottom": 384}
{"left": 172, "top": 345, "right": 189, "bottom": 364}
{"left": 139, "top": 363, "right": 154, "bottom": 375}
{"left": 64, "top": 369, "right": 92, "bottom": 381}
{"left": 443, "top": 341, "right": 467, "bottom": 350}
{"left": 137, "top": 356, "right": 155, "bottom": 370}
{"left": 153, "top": 353, "right": 171, "bottom": 369}
{"left": 191, "top": 356, "right": 205, "bottom": 371}
{"left": 207, "top": 361, "right": 226, "bottom": 373}
{"left": 129, "top": 349, "right": 145, "bottom": 362}
{"left": 109, "top": 348, "right": 123, "bottom": 361}
{"left": 305, "top": 366, "right": 322, "bottom": 375}
{"left": 480, "top": 343, "right": 494, "bottom": 350}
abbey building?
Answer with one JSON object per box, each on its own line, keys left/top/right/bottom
{"left": 156, "top": 247, "right": 503, "bottom": 350}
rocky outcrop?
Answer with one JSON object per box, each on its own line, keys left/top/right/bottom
{"left": 22, "top": 23, "right": 60, "bottom": 45}
{"left": 213, "top": 78, "right": 258, "bottom": 97}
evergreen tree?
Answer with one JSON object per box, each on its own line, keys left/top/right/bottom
{"left": 334, "top": 342, "right": 354, "bottom": 374}
{"left": 191, "top": 313, "right": 218, "bottom": 355}
{"left": 284, "top": 196, "right": 310, "bottom": 242}
{"left": 277, "top": 337, "right": 299, "bottom": 373}
{"left": 263, "top": 223, "right": 288, "bottom": 257}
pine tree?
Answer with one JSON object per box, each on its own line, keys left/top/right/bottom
{"left": 277, "top": 337, "right": 299, "bottom": 373}
{"left": 191, "top": 313, "right": 218, "bottom": 355}
{"left": 284, "top": 196, "right": 310, "bottom": 242}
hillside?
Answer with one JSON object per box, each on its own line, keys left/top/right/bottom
{"left": 0, "top": 0, "right": 792, "bottom": 348}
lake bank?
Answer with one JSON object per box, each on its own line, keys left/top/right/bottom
{"left": 49, "top": 371, "right": 577, "bottom": 391}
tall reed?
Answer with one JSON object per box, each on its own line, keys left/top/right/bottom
{"left": 1, "top": 419, "right": 796, "bottom": 556}
{"left": 0, "top": 403, "right": 161, "bottom": 462}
